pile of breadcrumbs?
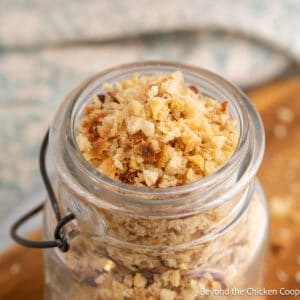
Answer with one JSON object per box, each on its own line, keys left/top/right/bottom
{"left": 77, "top": 71, "right": 238, "bottom": 187}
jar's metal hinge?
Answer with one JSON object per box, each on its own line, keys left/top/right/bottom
{"left": 10, "top": 130, "right": 75, "bottom": 252}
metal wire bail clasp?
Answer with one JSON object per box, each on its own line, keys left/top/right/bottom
{"left": 10, "top": 130, "right": 75, "bottom": 252}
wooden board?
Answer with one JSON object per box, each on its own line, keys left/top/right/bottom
{"left": 0, "top": 232, "right": 43, "bottom": 300}
{"left": 248, "top": 79, "right": 300, "bottom": 298}
{"left": 0, "top": 78, "right": 299, "bottom": 300}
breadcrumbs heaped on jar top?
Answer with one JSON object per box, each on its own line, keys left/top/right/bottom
{"left": 77, "top": 71, "right": 238, "bottom": 187}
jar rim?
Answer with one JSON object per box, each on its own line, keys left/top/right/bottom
{"left": 51, "top": 61, "right": 265, "bottom": 211}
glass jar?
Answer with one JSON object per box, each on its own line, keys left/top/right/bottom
{"left": 43, "top": 62, "right": 268, "bottom": 300}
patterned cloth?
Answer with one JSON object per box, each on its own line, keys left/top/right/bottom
{"left": 0, "top": 0, "right": 299, "bottom": 219}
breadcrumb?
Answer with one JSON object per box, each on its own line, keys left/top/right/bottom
{"left": 77, "top": 72, "right": 238, "bottom": 187}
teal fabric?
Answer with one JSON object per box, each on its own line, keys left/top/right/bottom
{"left": 0, "top": 0, "right": 299, "bottom": 217}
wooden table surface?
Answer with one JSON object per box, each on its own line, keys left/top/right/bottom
{"left": 0, "top": 78, "right": 299, "bottom": 300}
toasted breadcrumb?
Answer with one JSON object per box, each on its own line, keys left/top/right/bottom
{"left": 48, "top": 72, "right": 265, "bottom": 300}
{"left": 77, "top": 72, "right": 238, "bottom": 187}
{"left": 49, "top": 194, "right": 265, "bottom": 300}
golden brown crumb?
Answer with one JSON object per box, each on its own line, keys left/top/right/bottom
{"left": 133, "top": 273, "right": 147, "bottom": 288}
{"left": 160, "top": 288, "right": 177, "bottom": 300}
{"left": 188, "top": 85, "right": 199, "bottom": 94}
{"left": 221, "top": 100, "right": 228, "bottom": 112}
{"left": 96, "top": 94, "right": 105, "bottom": 103}
{"left": 127, "top": 130, "right": 147, "bottom": 146}
{"left": 92, "top": 138, "right": 109, "bottom": 156}
{"left": 77, "top": 71, "right": 238, "bottom": 187}
{"left": 140, "top": 143, "right": 160, "bottom": 164}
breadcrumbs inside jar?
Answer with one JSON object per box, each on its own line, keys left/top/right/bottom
{"left": 44, "top": 62, "right": 268, "bottom": 300}
{"left": 77, "top": 71, "right": 238, "bottom": 188}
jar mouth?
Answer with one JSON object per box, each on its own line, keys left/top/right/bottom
{"left": 51, "top": 61, "right": 265, "bottom": 209}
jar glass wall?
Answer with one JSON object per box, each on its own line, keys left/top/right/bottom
{"left": 43, "top": 62, "right": 268, "bottom": 300}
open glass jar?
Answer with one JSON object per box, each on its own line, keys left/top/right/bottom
{"left": 43, "top": 62, "right": 268, "bottom": 300}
